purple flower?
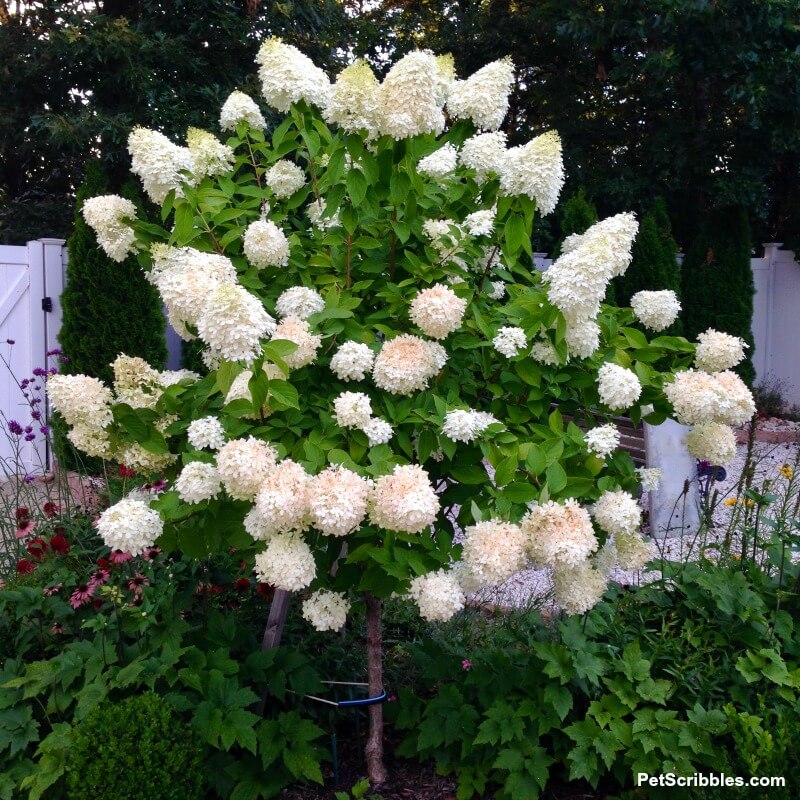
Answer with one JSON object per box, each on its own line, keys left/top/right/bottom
{"left": 46, "top": 348, "right": 62, "bottom": 357}
{"left": 31, "top": 410, "right": 41, "bottom": 420}
{"left": 48, "top": 367, "right": 58, "bottom": 375}
{"left": 20, "top": 379, "right": 29, "bottom": 388}
{"left": 31, "top": 398, "right": 41, "bottom": 405}
{"left": 24, "top": 434, "right": 36, "bottom": 442}
{"left": 6, "top": 339, "right": 15, "bottom": 345}
{"left": 39, "top": 425, "right": 49, "bottom": 435}
{"left": 23, "top": 475, "right": 35, "bottom": 484}
{"left": 8, "top": 420, "right": 23, "bottom": 435}
{"left": 32, "top": 368, "right": 46, "bottom": 377}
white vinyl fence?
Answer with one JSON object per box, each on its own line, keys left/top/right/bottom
{"left": 0, "top": 239, "right": 66, "bottom": 472}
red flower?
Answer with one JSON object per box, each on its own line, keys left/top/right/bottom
{"left": 43, "top": 501, "right": 60, "bottom": 518}
{"left": 92, "top": 598, "right": 103, "bottom": 610}
{"left": 118, "top": 464, "right": 136, "bottom": 478}
{"left": 255, "top": 583, "right": 274, "bottom": 600}
{"left": 96, "top": 556, "right": 110, "bottom": 569}
{"left": 49, "top": 533, "right": 70, "bottom": 555}
{"left": 235, "top": 578, "right": 251, "bottom": 591}
{"left": 15, "top": 507, "right": 30, "bottom": 524}
{"left": 16, "top": 559, "right": 36, "bottom": 575}
{"left": 26, "top": 537, "right": 48, "bottom": 561}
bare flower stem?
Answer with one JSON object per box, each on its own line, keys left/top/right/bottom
{"left": 364, "top": 593, "right": 387, "bottom": 786}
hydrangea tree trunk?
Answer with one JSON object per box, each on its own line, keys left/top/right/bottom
{"left": 364, "top": 593, "right": 387, "bottom": 785}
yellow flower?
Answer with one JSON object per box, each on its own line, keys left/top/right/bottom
{"left": 723, "top": 497, "right": 738, "bottom": 507}
{"left": 779, "top": 465, "right": 794, "bottom": 480}
{"left": 743, "top": 498, "right": 756, "bottom": 508}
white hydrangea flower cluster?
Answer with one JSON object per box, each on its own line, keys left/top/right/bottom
{"left": 111, "top": 355, "right": 164, "bottom": 410}
{"left": 243, "top": 219, "right": 291, "bottom": 268}
{"left": 489, "top": 281, "right": 506, "bottom": 300}
{"left": 96, "top": 498, "right": 163, "bottom": 556}
{"left": 636, "top": 467, "right": 663, "bottom": 492}
{"left": 175, "top": 461, "right": 223, "bottom": 504}
{"left": 216, "top": 437, "right": 278, "bottom": 501}
{"left": 630, "top": 290, "right": 681, "bottom": 332}
{"left": 266, "top": 160, "right": 306, "bottom": 198}
{"left": 219, "top": 90, "right": 266, "bottom": 132}
{"left": 362, "top": 418, "right": 394, "bottom": 446}
{"left": 272, "top": 317, "right": 322, "bottom": 369}
{"left": 409, "top": 284, "right": 467, "bottom": 339}
{"left": 160, "top": 369, "right": 200, "bottom": 386}
{"left": 614, "top": 531, "right": 653, "bottom": 571}
{"left": 408, "top": 570, "right": 466, "bottom": 622}
{"left": 379, "top": 50, "right": 445, "bottom": 139}
{"left": 81, "top": 195, "right": 137, "bottom": 262}
{"left": 247, "top": 460, "right": 312, "bottom": 539}
{"left": 46, "top": 374, "right": 114, "bottom": 458}
{"left": 417, "top": 144, "right": 458, "bottom": 180}
{"left": 302, "top": 590, "right": 351, "bottom": 632}
{"left": 597, "top": 363, "right": 642, "bottom": 411}
{"left": 369, "top": 464, "right": 439, "bottom": 533}
{"left": 128, "top": 126, "right": 194, "bottom": 204}
{"left": 685, "top": 421, "right": 737, "bottom": 465}
{"left": 493, "top": 326, "right": 527, "bottom": 357}
{"left": 543, "top": 213, "right": 638, "bottom": 358}
{"left": 323, "top": 61, "right": 382, "bottom": 139}
{"left": 254, "top": 533, "right": 316, "bottom": 591}
{"left": 447, "top": 58, "right": 515, "bottom": 131}
{"left": 442, "top": 409, "right": 500, "bottom": 443}
{"left": 461, "top": 520, "right": 528, "bottom": 585}
{"left": 530, "top": 338, "right": 560, "bottom": 365}
{"left": 523, "top": 499, "right": 598, "bottom": 569}
{"left": 372, "top": 334, "right": 446, "bottom": 395}
{"left": 694, "top": 329, "right": 748, "bottom": 373}
{"left": 333, "top": 391, "right": 372, "bottom": 428}
{"left": 256, "top": 37, "right": 331, "bottom": 113}
{"left": 309, "top": 466, "right": 372, "bottom": 536}
{"left": 464, "top": 208, "right": 496, "bottom": 237}
{"left": 553, "top": 562, "right": 608, "bottom": 615}
{"left": 584, "top": 424, "right": 620, "bottom": 457}
{"left": 592, "top": 490, "right": 642, "bottom": 537}
{"left": 459, "top": 131, "right": 507, "bottom": 182}
{"left": 499, "top": 131, "right": 564, "bottom": 215}
{"left": 330, "top": 341, "right": 375, "bottom": 381}
{"left": 664, "top": 369, "right": 755, "bottom": 426}
{"left": 197, "top": 282, "right": 276, "bottom": 364}
{"left": 186, "top": 128, "right": 235, "bottom": 180}
{"left": 275, "top": 286, "right": 325, "bottom": 319}
{"left": 306, "top": 198, "right": 340, "bottom": 229}
{"left": 187, "top": 416, "right": 226, "bottom": 451}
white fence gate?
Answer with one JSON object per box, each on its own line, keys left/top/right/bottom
{"left": 0, "top": 239, "right": 66, "bottom": 473}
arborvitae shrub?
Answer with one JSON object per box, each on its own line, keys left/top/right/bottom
{"left": 66, "top": 692, "right": 206, "bottom": 800}
{"left": 681, "top": 205, "right": 755, "bottom": 384}
{"left": 553, "top": 187, "right": 597, "bottom": 257}
{"left": 55, "top": 161, "right": 167, "bottom": 471}
{"left": 59, "top": 161, "right": 167, "bottom": 385}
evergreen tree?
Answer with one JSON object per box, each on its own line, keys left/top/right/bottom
{"left": 615, "top": 199, "right": 683, "bottom": 335}
{"left": 59, "top": 161, "right": 167, "bottom": 385}
{"left": 680, "top": 205, "right": 755, "bottom": 384}
{"left": 553, "top": 187, "right": 597, "bottom": 257}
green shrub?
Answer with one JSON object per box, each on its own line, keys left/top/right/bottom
{"left": 66, "top": 692, "right": 205, "bottom": 800}
{"left": 614, "top": 199, "right": 683, "bottom": 335}
{"left": 553, "top": 187, "right": 598, "bottom": 258}
{"left": 680, "top": 205, "right": 755, "bottom": 383}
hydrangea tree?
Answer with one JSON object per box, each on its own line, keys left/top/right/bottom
{"left": 53, "top": 39, "right": 756, "bottom": 785}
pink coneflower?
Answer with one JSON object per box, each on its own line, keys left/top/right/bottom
{"left": 126, "top": 573, "right": 150, "bottom": 596}
{"left": 89, "top": 568, "right": 110, "bottom": 586}
{"left": 69, "top": 583, "right": 96, "bottom": 609}
{"left": 43, "top": 583, "right": 63, "bottom": 596}
{"left": 51, "top": 624, "right": 63, "bottom": 635}
{"left": 146, "top": 478, "right": 169, "bottom": 493}
{"left": 462, "top": 659, "right": 472, "bottom": 671}
{"left": 109, "top": 550, "right": 132, "bottom": 565}
{"left": 14, "top": 520, "right": 37, "bottom": 539}
{"left": 142, "top": 546, "right": 162, "bottom": 561}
